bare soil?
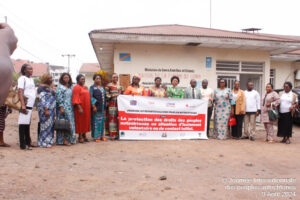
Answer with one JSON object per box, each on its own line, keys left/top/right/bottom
{"left": 0, "top": 111, "right": 299, "bottom": 200}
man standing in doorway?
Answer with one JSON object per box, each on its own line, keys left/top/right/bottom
{"left": 243, "top": 81, "right": 260, "bottom": 141}
{"left": 184, "top": 79, "right": 202, "bottom": 99}
{"left": 201, "top": 79, "right": 214, "bottom": 137}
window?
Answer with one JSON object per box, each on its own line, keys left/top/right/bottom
{"left": 241, "top": 62, "right": 264, "bottom": 72}
{"left": 216, "top": 61, "right": 264, "bottom": 73}
{"left": 270, "top": 69, "right": 275, "bottom": 86}
{"left": 216, "top": 61, "right": 239, "bottom": 71}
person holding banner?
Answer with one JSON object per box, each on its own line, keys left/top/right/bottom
{"left": 167, "top": 76, "right": 184, "bottom": 99}
{"left": 73, "top": 74, "right": 91, "bottom": 143}
{"left": 184, "top": 79, "right": 202, "bottom": 99}
{"left": 201, "top": 79, "right": 214, "bottom": 137}
{"left": 124, "top": 74, "right": 147, "bottom": 96}
{"left": 213, "top": 79, "right": 231, "bottom": 140}
{"left": 105, "top": 73, "right": 124, "bottom": 139}
{"left": 148, "top": 77, "right": 166, "bottom": 98}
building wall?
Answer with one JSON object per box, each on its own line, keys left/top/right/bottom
{"left": 113, "top": 43, "right": 270, "bottom": 90}
{"left": 270, "top": 61, "right": 294, "bottom": 89}
{"left": 83, "top": 74, "right": 94, "bottom": 88}
{"left": 50, "top": 68, "right": 65, "bottom": 86}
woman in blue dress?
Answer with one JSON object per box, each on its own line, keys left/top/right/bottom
{"left": 213, "top": 79, "right": 231, "bottom": 140}
{"left": 37, "top": 74, "right": 56, "bottom": 148}
{"left": 90, "top": 74, "right": 106, "bottom": 142}
{"left": 56, "top": 73, "right": 76, "bottom": 145}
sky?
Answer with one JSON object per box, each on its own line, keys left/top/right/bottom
{"left": 0, "top": 0, "right": 299, "bottom": 75}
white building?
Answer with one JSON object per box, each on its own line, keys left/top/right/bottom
{"left": 79, "top": 63, "right": 101, "bottom": 87}
{"left": 49, "top": 65, "right": 66, "bottom": 86}
{"left": 89, "top": 24, "right": 300, "bottom": 93}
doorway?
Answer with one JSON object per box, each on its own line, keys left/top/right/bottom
{"left": 240, "top": 74, "right": 262, "bottom": 95}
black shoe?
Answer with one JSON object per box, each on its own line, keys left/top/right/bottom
{"left": 241, "top": 136, "right": 249, "bottom": 140}
{"left": 250, "top": 137, "right": 255, "bottom": 141}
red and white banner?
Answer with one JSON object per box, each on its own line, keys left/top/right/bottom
{"left": 117, "top": 95, "right": 208, "bottom": 140}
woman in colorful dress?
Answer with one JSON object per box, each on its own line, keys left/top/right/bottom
{"left": 261, "top": 83, "right": 280, "bottom": 143}
{"left": 72, "top": 74, "right": 91, "bottom": 143}
{"left": 56, "top": 73, "right": 76, "bottom": 146}
{"left": 37, "top": 74, "right": 56, "bottom": 148}
{"left": 167, "top": 76, "right": 184, "bottom": 99}
{"left": 90, "top": 74, "right": 106, "bottom": 142}
{"left": 213, "top": 79, "right": 231, "bottom": 140}
{"left": 105, "top": 73, "right": 124, "bottom": 139}
{"left": 0, "top": 105, "right": 11, "bottom": 147}
{"left": 124, "top": 74, "right": 147, "bottom": 96}
{"left": 148, "top": 77, "right": 166, "bottom": 98}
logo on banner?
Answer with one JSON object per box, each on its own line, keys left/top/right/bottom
{"left": 148, "top": 101, "right": 155, "bottom": 105}
{"left": 130, "top": 100, "right": 137, "bottom": 106}
{"left": 166, "top": 102, "right": 175, "bottom": 107}
{"left": 185, "top": 104, "right": 189, "bottom": 107}
{"left": 161, "top": 133, "right": 167, "bottom": 137}
{"left": 120, "top": 132, "right": 125, "bottom": 137}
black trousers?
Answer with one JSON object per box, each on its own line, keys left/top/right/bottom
{"left": 19, "top": 125, "right": 31, "bottom": 149}
{"left": 231, "top": 115, "right": 244, "bottom": 138}
{"left": 207, "top": 107, "right": 213, "bottom": 137}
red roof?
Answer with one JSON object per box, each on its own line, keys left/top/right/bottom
{"left": 90, "top": 24, "right": 300, "bottom": 42}
{"left": 79, "top": 63, "right": 100, "bottom": 73}
{"left": 12, "top": 59, "right": 48, "bottom": 77}
{"left": 286, "top": 50, "right": 300, "bottom": 55}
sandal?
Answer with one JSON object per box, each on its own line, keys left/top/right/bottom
{"left": 101, "top": 137, "right": 107, "bottom": 141}
{"left": 79, "top": 137, "right": 84, "bottom": 143}
{"left": 94, "top": 139, "right": 100, "bottom": 143}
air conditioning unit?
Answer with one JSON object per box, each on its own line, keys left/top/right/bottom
{"left": 295, "top": 70, "right": 300, "bottom": 80}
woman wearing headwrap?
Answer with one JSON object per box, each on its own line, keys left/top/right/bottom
{"left": 124, "top": 74, "right": 147, "bottom": 96}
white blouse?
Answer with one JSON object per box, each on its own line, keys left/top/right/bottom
{"left": 280, "top": 91, "right": 297, "bottom": 113}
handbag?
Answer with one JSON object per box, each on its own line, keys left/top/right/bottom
{"left": 5, "top": 87, "right": 28, "bottom": 110}
{"left": 268, "top": 108, "right": 279, "bottom": 121}
{"left": 228, "top": 116, "right": 237, "bottom": 126}
{"left": 54, "top": 115, "right": 71, "bottom": 133}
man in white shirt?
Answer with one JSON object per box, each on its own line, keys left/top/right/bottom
{"left": 201, "top": 79, "right": 214, "bottom": 137}
{"left": 243, "top": 81, "right": 260, "bottom": 141}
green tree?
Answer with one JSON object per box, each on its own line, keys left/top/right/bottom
{"left": 12, "top": 72, "right": 20, "bottom": 83}
{"left": 34, "top": 77, "right": 41, "bottom": 86}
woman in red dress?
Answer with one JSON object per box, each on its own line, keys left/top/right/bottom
{"left": 72, "top": 74, "right": 91, "bottom": 143}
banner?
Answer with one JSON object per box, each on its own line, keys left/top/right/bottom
{"left": 118, "top": 95, "right": 208, "bottom": 140}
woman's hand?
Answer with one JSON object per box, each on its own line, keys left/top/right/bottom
{"left": 231, "top": 109, "right": 235, "bottom": 117}
{"left": 79, "top": 107, "right": 84, "bottom": 115}
{"left": 289, "top": 106, "right": 294, "bottom": 111}
{"left": 21, "top": 105, "right": 27, "bottom": 114}
{"left": 60, "top": 107, "right": 64, "bottom": 115}
{"left": 45, "top": 110, "right": 50, "bottom": 117}
{"left": 93, "top": 105, "right": 97, "bottom": 114}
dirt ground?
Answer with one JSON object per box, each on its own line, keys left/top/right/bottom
{"left": 0, "top": 111, "right": 299, "bottom": 200}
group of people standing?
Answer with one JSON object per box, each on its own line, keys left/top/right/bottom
{"left": 0, "top": 63, "right": 298, "bottom": 149}
{"left": 10, "top": 64, "right": 124, "bottom": 150}
{"left": 213, "top": 79, "right": 298, "bottom": 144}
